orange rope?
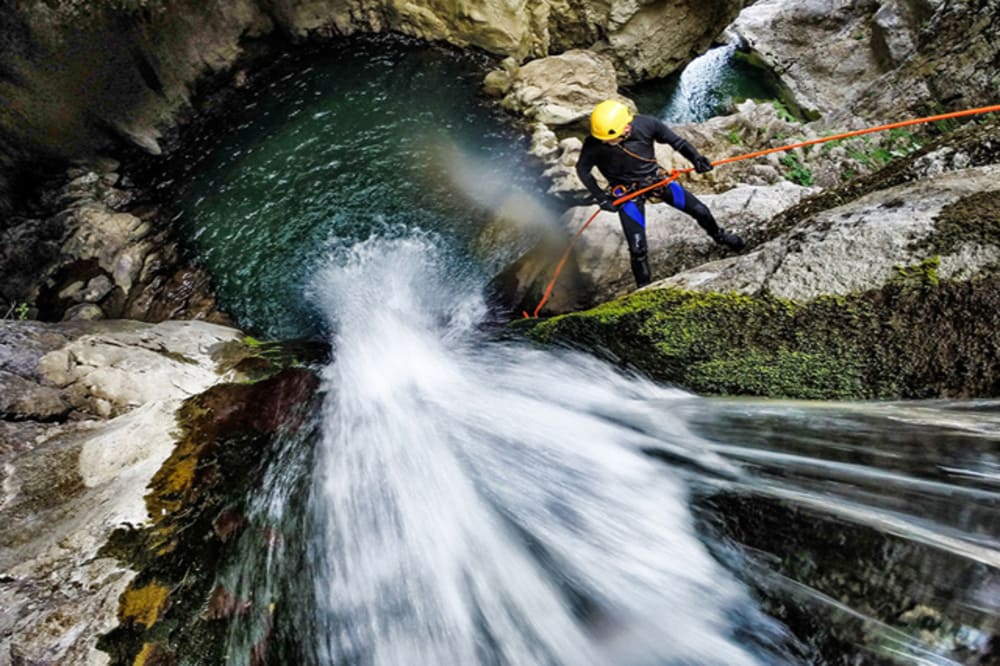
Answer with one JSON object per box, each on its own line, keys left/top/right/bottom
{"left": 522, "top": 207, "right": 604, "bottom": 319}
{"left": 522, "top": 103, "right": 1000, "bottom": 318}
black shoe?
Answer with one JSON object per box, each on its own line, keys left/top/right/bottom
{"left": 713, "top": 229, "right": 745, "bottom": 252}
{"left": 631, "top": 254, "right": 652, "bottom": 287}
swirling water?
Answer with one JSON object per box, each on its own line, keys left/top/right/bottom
{"left": 173, "top": 38, "right": 1000, "bottom": 664}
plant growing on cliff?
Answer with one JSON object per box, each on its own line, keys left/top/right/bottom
{"left": 780, "top": 154, "right": 814, "bottom": 186}
{"left": 771, "top": 100, "right": 797, "bottom": 123}
{"left": 3, "top": 302, "right": 30, "bottom": 320}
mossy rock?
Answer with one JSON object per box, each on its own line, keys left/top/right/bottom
{"left": 518, "top": 277, "right": 1000, "bottom": 399}
{"left": 97, "top": 368, "right": 320, "bottom": 666}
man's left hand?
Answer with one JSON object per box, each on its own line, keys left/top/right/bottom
{"left": 693, "top": 155, "right": 713, "bottom": 174}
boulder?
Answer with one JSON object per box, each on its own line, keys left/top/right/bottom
{"left": 727, "top": 0, "right": 888, "bottom": 119}
{"left": 658, "top": 165, "right": 1000, "bottom": 299}
{"left": 498, "top": 50, "right": 628, "bottom": 127}
{"left": 37, "top": 320, "right": 243, "bottom": 417}
{"left": 727, "top": 0, "right": 997, "bottom": 123}
{"left": 0, "top": 370, "right": 71, "bottom": 422}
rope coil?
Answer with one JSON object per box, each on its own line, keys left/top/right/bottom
{"left": 522, "top": 103, "right": 1000, "bottom": 319}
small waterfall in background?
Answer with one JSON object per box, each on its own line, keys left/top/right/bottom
{"left": 627, "top": 43, "right": 788, "bottom": 123}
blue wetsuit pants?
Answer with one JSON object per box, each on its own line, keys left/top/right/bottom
{"left": 617, "top": 181, "right": 722, "bottom": 287}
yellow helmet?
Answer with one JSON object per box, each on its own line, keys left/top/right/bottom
{"left": 590, "top": 100, "right": 634, "bottom": 140}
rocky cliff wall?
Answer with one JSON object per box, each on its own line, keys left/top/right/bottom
{"left": 728, "top": 0, "right": 1000, "bottom": 122}
{"left": 0, "top": 0, "right": 743, "bottom": 212}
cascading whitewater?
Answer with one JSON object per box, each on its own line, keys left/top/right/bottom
{"left": 304, "top": 231, "right": 789, "bottom": 665}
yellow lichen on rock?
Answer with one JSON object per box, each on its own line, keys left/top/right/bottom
{"left": 120, "top": 583, "right": 170, "bottom": 628}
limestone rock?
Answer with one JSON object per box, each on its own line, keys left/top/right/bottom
{"left": 871, "top": 0, "right": 927, "bottom": 68}
{"left": 0, "top": 370, "right": 72, "bottom": 421}
{"left": 0, "top": 318, "right": 248, "bottom": 666}
{"left": 853, "top": 0, "right": 998, "bottom": 119}
{"left": 656, "top": 165, "right": 1000, "bottom": 300}
{"left": 62, "top": 303, "right": 106, "bottom": 322}
{"left": 61, "top": 206, "right": 152, "bottom": 295}
{"left": 37, "top": 320, "right": 243, "bottom": 416}
{"left": 498, "top": 50, "right": 629, "bottom": 127}
{"left": 727, "top": 0, "right": 888, "bottom": 118}
{"left": 727, "top": 0, "right": 995, "bottom": 123}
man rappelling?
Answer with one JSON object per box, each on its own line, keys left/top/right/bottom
{"left": 576, "top": 100, "right": 745, "bottom": 288}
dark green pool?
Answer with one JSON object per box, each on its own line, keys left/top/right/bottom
{"left": 174, "top": 36, "right": 551, "bottom": 339}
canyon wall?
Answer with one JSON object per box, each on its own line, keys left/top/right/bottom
{"left": 0, "top": 0, "right": 744, "bottom": 209}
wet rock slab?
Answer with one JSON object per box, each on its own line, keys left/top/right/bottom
{"left": 0, "top": 319, "right": 247, "bottom": 665}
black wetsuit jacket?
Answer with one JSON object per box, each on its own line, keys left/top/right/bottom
{"left": 575, "top": 114, "right": 703, "bottom": 201}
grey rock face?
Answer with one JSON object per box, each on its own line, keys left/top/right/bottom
{"left": 657, "top": 165, "right": 1000, "bottom": 300}
{"left": 0, "top": 319, "right": 246, "bottom": 666}
{"left": 727, "top": 0, "right": 888, "bottom": 119}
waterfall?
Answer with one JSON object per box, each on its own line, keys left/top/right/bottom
{"left": 659, "top": 44, "right": 740, "bottom": 124}
{"left": 301, "top": 230, "right": 789, "bottom": 665}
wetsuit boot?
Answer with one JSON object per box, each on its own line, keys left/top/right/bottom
{"left": 631, "top": 252, "right": 652, "bottom": 288}
{"left": 681, "top": 190, "right": 746, "bottom": 252}
{"left": 711, "top": 229, "right": 746, "bottom": 252}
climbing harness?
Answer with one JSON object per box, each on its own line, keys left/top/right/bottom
{"left": 522, "top": 103, "right": 1000, "bottom": 319}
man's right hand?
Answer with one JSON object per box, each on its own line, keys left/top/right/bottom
{"left": 598, "top": 197, "right": 619, "bottom": 212}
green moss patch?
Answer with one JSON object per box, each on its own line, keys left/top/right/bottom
{"left": 523, "top": 278, "right": 1000, "bottom": 400}
{"left": 915, "top": 189, "right": 1000, "bottom": 256}
{"left": 687, "top": 350, "right": 864, "bottom": 400}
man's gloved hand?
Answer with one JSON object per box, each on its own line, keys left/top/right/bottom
{"left": 693, "top": 155, "right": 714, "bottom": 174}
{"left": 597, "top": 196, "right": 619, "bottom": 212}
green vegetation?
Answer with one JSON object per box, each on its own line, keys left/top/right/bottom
{"left": 519, "top": 279, "right": 1000, "bottom": 400}
{"left": 893, "top": 256, "right": 940, "bottom": 287}
{"left": 772, "top": 99, "right": 797, "bottom": 123}
{"left": 820, "top": 138, "right": 844, "bottom": 154}
{"left": 780, "top": 153, "right": 814, "bottom": 186}
{"left": 846, "top": 131, "right": 924, "bottom": 170}
{"left": 688, "top": 350, "right": 864, "bottom": 399}
{"left": 726, "top": 128, "right": 742, "bottom": 145}
{"left": 3, "top": 302, "right": 30, "bottom": 320}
